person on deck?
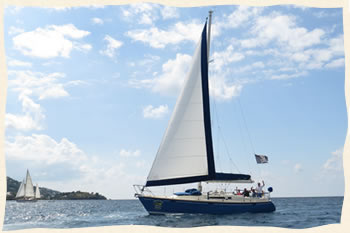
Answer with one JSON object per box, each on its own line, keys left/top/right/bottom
{"left": 234, "top": 187, "right": 242, "bottom": 195}
{"left": 251, "top": 187, "right": 256, "bottom": 197}
{"left": 234, "top": 187, "right": 241, "bottom": 195}
{"left": 243, "top": 188, "right": 250, "bottom": 197}
{"left": 256, "top": 181, "right": 265, "bottom": 197}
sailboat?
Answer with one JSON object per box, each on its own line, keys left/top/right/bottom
{"left": 35, "top": 183, "right": 41, "bottom": 199}
{"left": 134, "top": 11, "right": 275, "bottom": 214}
{"left": 15, "top": 170, "right": 40, "bottom": 202}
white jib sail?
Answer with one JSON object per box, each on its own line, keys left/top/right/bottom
{"left": 35, "top": 184, "right": 41, "bottom": 199}
{"left": 147, "top": 33, "right": 208, "bottom": 183}
{"left": 15, "top": 179, "right": 25, "bottom": 198}
{"left": 24, "top": 170, "right": 35, "bottom": 197}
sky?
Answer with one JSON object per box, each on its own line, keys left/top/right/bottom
{"left": 3, "top": 3, "right": 346, "bottom": 199}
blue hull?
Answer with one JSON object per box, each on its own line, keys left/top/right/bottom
{"left": 138, "top": 196, "right": 276, "bottom": 214}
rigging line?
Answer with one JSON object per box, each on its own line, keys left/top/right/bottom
{"left": 236, "top": 96, "right": 263, "bottom": 182}
{"left": 237, "top": 97, "right": 256, "bottom": 155}
{"left": 233, "top": 98, "right": 252, "bottom": 175}
{"left": 210, "top": 80, "right": 240, "bottom": 173}
{"left": 210, "top": 79, "right": 242, "bottom": 173}
{"left": 217, "top": 125, "right": 241, "bottom": 173}
{"left": 211, "top": 81, "right": 223, "bottom": 172}
{"left": 209, "top": 78, "right": 239, "bottom": 173}
{"left": 216, "top": 118, "right": 222, "bottom": 172}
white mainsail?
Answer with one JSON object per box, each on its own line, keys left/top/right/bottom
{"left": 24, "top": 170, "right": 35, "bottom": 197}
{"left": 15, "top": 179, "right": 25, "bottom": 198}
{"left": 35, "top": 184, "right": 41, "bottom": 199}
{"left": 146, "top": 25, "right": 211, "bottom": 185}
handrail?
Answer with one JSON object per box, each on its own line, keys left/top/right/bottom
{"left": 133, "top": 184, "right": 154, "bottom": 197}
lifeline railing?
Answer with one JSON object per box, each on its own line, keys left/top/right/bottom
{"left": 133, "top": 184, "right": 154, "bottom": 197}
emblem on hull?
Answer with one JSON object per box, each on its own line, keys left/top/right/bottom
{"left": 153, "top": 200, "right": 163, "bottom": 210}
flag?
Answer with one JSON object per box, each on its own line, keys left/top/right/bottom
{"left": 255, "top": 154, "right": 268, "bottom": 164}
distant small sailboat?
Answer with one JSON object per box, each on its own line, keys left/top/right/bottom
{"left": 35, "top": 184, "right": 41, "bottom": 199}
{"left": 15, "top": 170, "right": 40, "bottom": 202}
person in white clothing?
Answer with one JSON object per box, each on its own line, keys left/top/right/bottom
{"left": 256, "top": 181, "right": 265, "bottom": 197}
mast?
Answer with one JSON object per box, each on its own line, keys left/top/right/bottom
{"left": 198, "top": 10, "right": 213, "bottom": 192}
{"left": 207, "top": 10, "right": 213, "bottom": 62}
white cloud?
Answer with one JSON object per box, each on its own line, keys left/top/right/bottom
{"left": 8, "top": 70, "right": 69, "bottom": 100}
{"left": 127, "top": 55, "right": 160, "bottom": 74}
{"left": 8, "top": 26, "right": 24, "bottom": 35}
{"left": 121, "top": 3, "right": 158, "bottom": 25}
{"left": 121, "top": 4, "right": 178, "bottom": 24}
{"left": 211, "top": 45, "right": 245, "bottom": 72}
{"left": 323, "top": 148, "right": 343, "bottom": 172}
{"left": 6, "top": 94, "right": 46, "bottom": 131}
{"left": 5, "top": 134, "right": 87, "bottom": 165}
{"left": 5, "top": 95, "right": 45, "bottom": 132}
{"left": 100, "top": 35, "right": 123, "bottom": 58}
{"left": 6, "top": 70, "right": 68, "bottom": 131}
{"left": 119, "top": 149, "right": 141, "bottom": 157}
{"left": 240, "top": 13, "right": 325, "bottom": 51}
{"left": 66, "top": 80, "right": 89, "bottom": 86}
{"left": 143, "top": 105, "right": 169, "bottom": 119}
{"left": 7, "top": 59, "right": 32, "bottom": 67}
{"left": 75, "top": 43, "right": 92, "bottom": 52}
{"left": 216, "top": 6, "right": 263, "bottom": 31}
{"left": 152, "top": 53, "right": 192, "bottom": 94}
{"left": 328, "top": 35, "right": 344, "bottom": 55}
{"left": 13, "top": 24, "right": 91, "bottom": 58}
{"left": 6, "top": 70, "right": 85, "bottom": 131}
{"left": 235, "top": 11, "right": 344, "bottom": 79}
{"left": 91, "top": 17, "right": 104, "bottom": 25}
{"left": 126, "top": 21, "right": 204, "bottom": 48}
{"left": 5, "top": 112, "right": 43, "bottom": 131}
{"left": 270, "top": 71, "right": 308, "bottom": 80}
{"left": 325, "top": 58, "right": 345, "bottom": 68}
{"left": 161, "top": 6, "right": 179, "bottom": 19}
{"left": 252, "top": 61, "right": 265, "bottom": 68}
{"left": 5, "top": 134, "right": 145, "bottom": 199}
{"left": 130, "top": 50, "right": 246, "bottom": 101}
{"left": 128, "top": 8, "right": 343, "bottom": 102}
{"left": 130, "top": 53, "right": 192, "bottom": 95}
{"left": 209, "top": 76, "right": 243, "bottom": 101}
{"left": 139, "top": 54, "right": 160, "bottom": 67}
{"left": 39, "top": 162, "right": 145, "bottom": 199}
{"left": 290, "top": 52, "right": 310, "bottom": 62}
{"left": 291, "top": 38, "right": 343, "bottom": 70}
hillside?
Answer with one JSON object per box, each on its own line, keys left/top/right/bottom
{"left": 6, "top": 176, "right": 107, "bottom": 200}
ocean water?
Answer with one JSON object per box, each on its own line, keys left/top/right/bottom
{"left": 3, "top": 197, "right": 343, "bottom": 230}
